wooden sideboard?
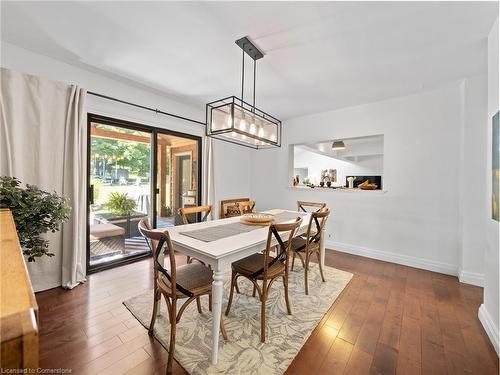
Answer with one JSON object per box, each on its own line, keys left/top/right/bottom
{"left": 0, "top": 209, "right": 38, "bottom": 369}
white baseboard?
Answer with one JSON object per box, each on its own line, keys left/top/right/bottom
{"left": 458, "top": 269, "right": 484, "bottom": 287}
{"left": 326, "top": 240, "right": 457, "bottom": 276}
{"left": 478, "top": 304, "right": 500, "bottom": 355}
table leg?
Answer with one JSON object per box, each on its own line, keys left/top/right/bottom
{"left": 211, "top": 267, "right": 224, "bottom": 365}
{"left": 319, "top": 227, "right": 326, "bottom": 268}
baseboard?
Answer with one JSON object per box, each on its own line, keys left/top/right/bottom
{"left": 458, "top": 269, "right": 484, "bottom": 287}
{"left": 478, "top": 304, "right": 500, "bottom": 355}
{"left": 327, "top": 240, "right": 457, "bottom": 276}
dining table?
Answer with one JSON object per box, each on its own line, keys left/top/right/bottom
{"left": 161, "top": 209, "right": 326, "bottom": 365}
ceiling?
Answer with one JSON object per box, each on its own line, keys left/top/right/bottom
{"left": 298, "top": 134, "right": 384, "bottom": 162}
{"left": 1, "top": 2, "right": 497, "bottom": 120}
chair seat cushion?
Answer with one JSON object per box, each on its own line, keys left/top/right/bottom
{"left": 290, "top": 237, "right": 307, "bottom": 251}
{"left": 232, "top": 253, "right": 285, "bottom": 278}
{"left": 160, "top": 263, "right": 212, "bottom": 296}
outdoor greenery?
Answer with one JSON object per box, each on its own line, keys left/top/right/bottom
{"left": 91, "top": 136, "right": 150, "bottom": 176}
{"left": 0, "top": 176, "right": 71, "bottom": 262}
{"left": 105, "top": 192, "right": 137, "bottom": 216}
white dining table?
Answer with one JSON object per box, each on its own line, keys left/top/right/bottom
{"left": 164, "top": 209, "right": 326, "bottom": 365}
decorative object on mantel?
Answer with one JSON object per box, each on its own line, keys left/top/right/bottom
{"left": 358, "top": 180, "right": 378, "bottom": 190}
{"left": 206, "top": 36, "right": 281, "bottom": 149}
{"left": 0, "top": 176, "right": 70, "bottom": 261}
{"left": 320, "top": 169, "right": 337, "bottom": 188}
{"left": 347, "top": 176, "right": 356, "bottom": 189}
{"left": 293, "top": 175, "right": 300, "bottom": 187}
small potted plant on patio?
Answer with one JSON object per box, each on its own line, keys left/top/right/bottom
{"left": 102, "top": 192, "right": 146, "bottom": 238}
{"left": 0, "top": 176, "right": 71, "bottom": 262}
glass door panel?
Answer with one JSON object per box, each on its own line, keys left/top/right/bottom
{"left": 88, "top": 119, "right": 152, "bottom": 270}
{"left": 156, "top": 133, "right": 200, "bottom": 227}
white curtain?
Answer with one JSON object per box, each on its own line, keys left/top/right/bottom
{"left": 0, "top": 68, "right": 87, "bottom": 291}
{"left": 203, "top": 136, "right": 216, "bottom": 218}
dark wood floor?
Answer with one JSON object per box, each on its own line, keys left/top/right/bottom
{"left": 36, "top": 251, "right": 499, "bottom": 375}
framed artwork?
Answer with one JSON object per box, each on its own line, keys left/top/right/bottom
{"left": 493, "top": 111, "right": 499, "bottom": 222}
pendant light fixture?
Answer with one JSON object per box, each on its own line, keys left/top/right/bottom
{"left": 206, "top": 36, "right": 281, "bottom": 149}
{"left": 331, "top": 140, "right": 346, "bottom": 150}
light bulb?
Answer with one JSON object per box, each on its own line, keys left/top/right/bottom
{"left": 241, "top": 134, "right": 247, "bottom": 140}
{"left": 226, "top": 115, "right": 232, "bottom": 128}
{"left": 270, "top": 133, "right": 276, "bottom": 142}
{"left": 239, "top": 118, "right": 246, "bottom": 130}
{"left": 249, "top": 123, "right": 256, "bottom": 134}
{"left": 258, "top": 126, "right": 264, "bottom": 138}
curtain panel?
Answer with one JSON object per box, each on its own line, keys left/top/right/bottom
{"left": 0, "top": 68, "right": 87, "bottom": 291}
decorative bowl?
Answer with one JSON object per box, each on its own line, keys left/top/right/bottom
{"left": 359, "top": 184, "right": 378, "bottom": 190}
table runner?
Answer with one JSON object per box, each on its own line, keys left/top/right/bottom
{"left": 179, "top": 211, "right": 306, "bottom": 242}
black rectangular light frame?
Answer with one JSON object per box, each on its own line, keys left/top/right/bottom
{"left": 206, "top": 96, "right": 282, "bottom": 149}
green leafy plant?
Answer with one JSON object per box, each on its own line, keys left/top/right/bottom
{"left": 0, "top": 176, "right": 71, "bottom": 262}
{"left": 105, "top": 192, "right": 136, "bottom": 216}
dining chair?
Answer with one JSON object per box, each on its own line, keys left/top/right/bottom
{"left": 220, "top": 198, "right": 251, "bottom": 219}
{"left": 290, "top": 208, "right": 330, "bottom": 295}
{"left": 296, "top": 200, "right": 327, "bottom": 213}
{"left": 225, "top": 217, "right": 302, "bottom": 342}
{"left": 138, "top": 220, "right": 227, "bottom": 374}
{"left": 178, "top": 205, "right": 212, "bottom": 264}
{"left": 236, "top": 200, "right": 256, "bottom": 215}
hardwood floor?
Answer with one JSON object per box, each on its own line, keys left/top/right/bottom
{"left": 36, "top": 251, "right": 499, "bottom": 375}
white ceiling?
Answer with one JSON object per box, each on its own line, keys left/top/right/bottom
{"left": 1, "top": 1, "right": 497, "bottom": 119}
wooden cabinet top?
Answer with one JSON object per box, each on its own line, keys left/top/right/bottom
{"left": 0, "top": 209, "right": 38, "bottom": 341}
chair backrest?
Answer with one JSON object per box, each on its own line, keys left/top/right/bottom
{"left": 236, "top": 200, "right": 256, "bottom": 215}
{"left": 220, "top": 198, "right": 251, "bottom": 219}
{"left": 178, "top": 205, "right": 212, "bottom": 224}
{"left": 304, "top": 208, "right": 330, "bottom": 247}
{"left": 252, "top": 217, "right": 302, "bottom": 279}
{"left": 297, "top": 200, "right": 327, "bottom": 213}
{"left": 138, "top": 219, "right": 193, "bottom": 297}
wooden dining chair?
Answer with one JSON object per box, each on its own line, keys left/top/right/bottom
{"left": 297, "top": 200, "right": 326, "bottom": 213}
{"left": 290, "top": 209, "right": 330, "bottom": 295}
{"left": 220, "top": 198, "right": 251, "bottom": 219}
{"left": 236, "top": 200, "right": 256, "bottom": 215}
{"left": 138, "top": 220, "right": 227, "bottom": 374}
{"left": 178, "top": 205, "right": 212, "bottom": 263}
{"left": 225, "top": 217, "right": 302, "bottom": 342}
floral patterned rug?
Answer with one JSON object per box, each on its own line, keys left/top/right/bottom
{"left": 123, "top": 264, "right": 353, "bottom": 374}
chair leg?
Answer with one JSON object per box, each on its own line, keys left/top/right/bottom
{"left": 283, "top": 275, "right": 292, "bottom": 315}
{"left": 304, "top": 252, "right": 310, "bottom": 295}
{"left": 220, "top": 314, "right": 228, "bottom": 341}
{"left": 235, "top": 279, "right": 240, "bottom": 294}
{"left": 291, "top": 252, "right": 296, "bottom": 271}
{"left": 260, "top": 282, "right": 267, "bottom": 343}
{"left": 209, "top": 294, "right": 212, "bottom": 312}
{"left": 148, "top": 289, "right": 161, "bottom": 335}
{"left": 316, "top": 251, "right": 326, "bottom": 282}
{"left": 252, "top": 283, "right": 257, "bottom": 297}
{"left": 167, "top": 297, "right": 177, "bottom": 375}
{"left": 225, "top": 270, "right": 237, "bottom": 316}
{"left": 196, "top": 297, "right": 202, "bottom": 314}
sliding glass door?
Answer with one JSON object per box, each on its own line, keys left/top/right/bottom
{"left": 87, "top": 116, "right": 153, "bottom": 272}
{"left": 87, "top": 114, "right": 202, "bottom": 273}
{"left": 155, "top": 131, "right": 201, "bottom": 228}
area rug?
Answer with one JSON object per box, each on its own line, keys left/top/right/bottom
{"left": 123, "top": 264, "right": 353, "bottom": 374}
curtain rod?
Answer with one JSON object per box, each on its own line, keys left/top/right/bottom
{"left": 87, "top": 91, "right": 206, "bottom": 126}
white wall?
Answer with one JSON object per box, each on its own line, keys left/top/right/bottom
{"left": 479, "top": 17, "right": 499, "bottom": 355}
{"left": 1, "top": 41, "right": 251, "bottom": 290}
{"left": 252, "top": 83, "right": 470, "bottom": 276}
{"left": 459, "top": 74, "right": 488, "bottom": 286}
{"left": 293, "top": 147, "right": 383, "bottom": 187}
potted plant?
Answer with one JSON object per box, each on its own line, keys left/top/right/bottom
{"left": 0, "top": 176, "right": 71, "bottom": 262}
{"left": 105, "top": 192, "right": 136, "bottom": 216}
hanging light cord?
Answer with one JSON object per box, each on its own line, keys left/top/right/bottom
{"left": 241, "top": 46, "right": 245, "bottom": 107}
{"left": 253, "top": 59, "right": 256, "bottom": 109}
